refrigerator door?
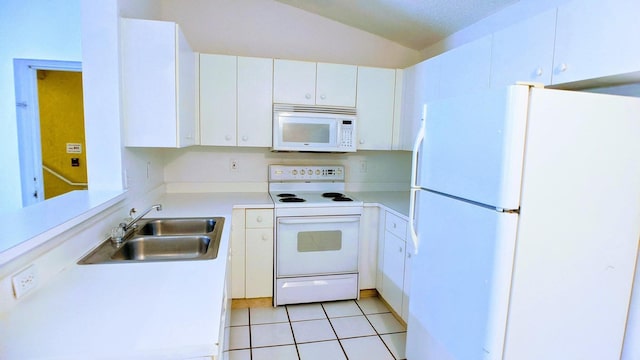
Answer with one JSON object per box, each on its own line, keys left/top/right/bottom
{"left": 406, "top": 190, "right": 518, "bottom": 360}
{"left": 503, "top": 88, "right": 640, "bottom": 360}
{"left": 419, "top": 85, "right": 529, "bottom": 210}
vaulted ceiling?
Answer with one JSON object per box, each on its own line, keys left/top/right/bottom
{"left": 275, "top": 0, "right": 520, "bottom": 50}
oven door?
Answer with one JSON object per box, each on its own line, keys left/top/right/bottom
{"left": 276, "top": 215, "right": 360, "bottom": 276}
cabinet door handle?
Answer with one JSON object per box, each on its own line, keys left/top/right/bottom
{"left": 225, "top": 135, "right": 232, "bottom": 141}
{"left": 359, "top": 139, "right": 365, "bottom": 144}
{"left": 535, "top": 67, "right": 543, "bottom": 77}
{"left": 262, "top": 233, "right": 268, "bottom": 241}
{"left": 559, "top": 63, "right": 568, "bottom": 72}
{"left": 320, "top": 94, "right": 326, "bottom": 100}
{"left": 242, "top": 135, "right": 248, "bottom": 141}
{"left": 305, "top": 93, "right": 312, "bottom": 99}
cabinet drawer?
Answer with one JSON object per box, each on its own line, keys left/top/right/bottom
{"left": 385, "top": 211, "right": 407, "bottom": 240}
{"left": 246, "top": 209, "right": 273, "bottom": 228}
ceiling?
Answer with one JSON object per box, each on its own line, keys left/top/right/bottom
{"left": 275, "top": 0, "right": 520, "bottom": 50}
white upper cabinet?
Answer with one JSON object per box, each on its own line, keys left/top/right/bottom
{"left": 237, "top": 57, "right": 273, "bottom": 147}
{"left": 316, "top": 62, "right": 357, "bottom": 107}
{"left": 396, "top": 56, "right": 439, "bottom": 151}
{"left": 273, "top": 59, "right": 316, "bottom": 105}
{"left": 356, "top": 66, "right": 396, "bottom": 150}
{"left": 200, "top": 54, "right": 237, "bottom": 146}
{"left": 490, "top": 9, "right": 557, "bottom": 88}
{"left": 200, "top": 54, "right": 273, "bottom": 147}
{"left": 553, "top": 0, "right": 640, "bottom": 85}
{"left": 121, "top": 18, "right": 196, "bottom": 148}
{"left": 274, "top": 59, "right": 357, "bottom": 106}
{"left": 437, "top": 34, "right": 492, "bottom": 99}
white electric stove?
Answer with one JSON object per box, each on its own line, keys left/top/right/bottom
{"left": 269, "top": 165, "right": 363, "bottom": 306}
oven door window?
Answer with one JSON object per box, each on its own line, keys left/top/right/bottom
{"left": 297, "top": 230, "right": 342, "bottom": 252}
{"left": 277, "top": 216, "right": 360, "bottom": 277}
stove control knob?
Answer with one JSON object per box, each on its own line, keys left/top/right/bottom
{"left": 301, "top": 169, "right": 305, "bottom": 175}
{"left": 308, "top": 169, "right": 313, "bottom": 176}
{"left": 292, "top": 170, "right": 298, "bottom": 175}
{"left": 316, "top": 170, "right": 320, "bottom": 175}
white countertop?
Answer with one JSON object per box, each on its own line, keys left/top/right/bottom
{"left": 353, "top": 191, "right": 410, "bottom": 217}
{"left": 1, "top": 191, "right": 408, "bottom": 359}
{"left": 0, "top": 192, "right": 273, "bottom": 360}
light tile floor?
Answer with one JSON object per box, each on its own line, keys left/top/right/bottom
{"left": 224, "top": 297, "right": 407, "bottom": 360}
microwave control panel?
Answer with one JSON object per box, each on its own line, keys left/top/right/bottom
{"left": 339, "top": 120, "right": 354, "bottom": 148}
{"left": 269, "top": 165, "right": 345, "bottom": 181}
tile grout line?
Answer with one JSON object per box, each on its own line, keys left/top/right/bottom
{"left": 355, "top": 300, "right": 399, "bottom": 360}
{"left": 284, "top": 304, "right": 302, "bottom": 360}
{"left": 321, "top": 302, "right": 351, "bottom": 359}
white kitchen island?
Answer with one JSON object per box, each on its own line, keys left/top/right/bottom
{"left": 0, "top": 192, "right": 273, "bottom": 360}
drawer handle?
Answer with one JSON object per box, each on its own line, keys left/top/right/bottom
{"left": 256, "top": 216, "right": 263, "bottom": 223}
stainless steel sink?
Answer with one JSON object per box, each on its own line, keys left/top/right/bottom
{"left": 78, "top": 217, "right": 224, "bottom": 264}
{"left": 136, "top": 218, "right": 215, "bottom": 235}
{"left": 111, "top": 235, "right": 214, "bottom": 261}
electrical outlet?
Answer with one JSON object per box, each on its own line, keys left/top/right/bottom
{"left": 230, "top": 159, "right": 239, "bottom": 172}
{"left": 359, "top": 160, "right": 368, "bottom": 173}
{"left": 12, "top": 264, "right": 37, "bottom": 299}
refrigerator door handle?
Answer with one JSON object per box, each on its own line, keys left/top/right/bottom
{"left": 410, "top": 104, "right": 427, "bottom": 189}
{"left": 409, "top": 187, "right": 419, "bottom": 254}
{"left": 409, "top": 104, "right": 427, "bottom": 254}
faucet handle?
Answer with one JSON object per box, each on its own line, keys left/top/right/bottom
{"left": 129, "top": 208, "right": 137, "bottom": 217}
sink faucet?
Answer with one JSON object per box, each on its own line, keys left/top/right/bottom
{"left": 120, "top": 204, "right": 162, "bottom": 232}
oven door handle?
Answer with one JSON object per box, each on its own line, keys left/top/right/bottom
{"left": 278, "top": 217, "right": 361, "bottom": 225}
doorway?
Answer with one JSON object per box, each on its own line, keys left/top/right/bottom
{"left": 14, "top": 59, "right": 87, "bottom": 206}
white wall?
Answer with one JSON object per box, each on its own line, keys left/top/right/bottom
{"left": 163, "top": 148, "right": 412, "bottom": 192}
{"left": 159, "top": 0, "right": 421, "bottom": 69}
{"left": 0, "top": 0, "right": 82, "bottom": 212}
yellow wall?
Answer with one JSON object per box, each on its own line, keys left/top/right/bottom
{"left": 37, "top": 70, "right": 87, "bottom": 199}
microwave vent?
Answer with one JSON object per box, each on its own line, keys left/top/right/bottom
{"left": 273, "top": 104, "right": 356, "bottom": 116}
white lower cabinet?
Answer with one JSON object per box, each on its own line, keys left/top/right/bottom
{"left": 245, "top": 209, "right": 273, "bottom": 298}
{"left": 377, "top": 209, "right": 412, "bottom": 321}
{"left": 230, "top": 209, "right": 246, "bottom": 298}
{"left": 231, "top": 208, "right": 274, "bottom": 299}
{"left": 359, "top": 206, "right": 380, "bottom": 289}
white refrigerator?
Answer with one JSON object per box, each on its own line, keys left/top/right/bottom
{"left": 406, "top": 84, "right": 640, "bottom": 360}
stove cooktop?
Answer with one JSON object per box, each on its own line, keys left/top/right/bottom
{"left": 269, "top": 191, "right": 362, "bottom": 208}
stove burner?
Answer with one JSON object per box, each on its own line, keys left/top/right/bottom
{"left": 332, "top": 197, "right": 353, "bottom": 202}
{"left": 280, "top": 197, "right": 306, "bottom": 203}
{"left": 277, "top": 193, "right": 297, "bottom": 198}
{"left": 322, "top": 192, "right": 345, "bottom": 198}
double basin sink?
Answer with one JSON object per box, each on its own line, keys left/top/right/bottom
{"left": 78, "top": 217, "right": 224, "bottom": 264}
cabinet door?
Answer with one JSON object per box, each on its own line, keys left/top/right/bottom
{"left": 359, "top": 206, "right": 380, "bottom": 289}
{"left": 231, "top": 209, "right": 246, "bottom": 299}
{"left": 356, "top": 67, "right": 396, "bottom": 150}
{"left": 553, "top": 0, "right": 640, "bottom": 85}
{"left": 381, "top": 231, "right": 405, "bottom": 314}
{"left": 237, "top": 57, "right": 273, "bottom": 147}
{"left": 199, "top": 54, "right": 237, "bottom": 146}
{"left": 273, "top": 59, "right": 316, "bottom": 105}
{"left": 121, "top": 18, "right": 178, "bottom": 147}
{"left": 438, "top": 35, "right": 492, "bottom": 99}
{"left": 245, "top": 228, "right": 274, "bottom": 298}
{"left": 401, "top": 239, "right": 414, "bottom": 322}
{"left": 490, "top": 9, "right": 557, "bottom": 88}
{"left": 176, "top": 26, "right": 197, "bottom": 147}
{"left": 316, "top": 62, "right": 357, "bottom": 107}
{"left": 397, "top": 57, "right": 439, "bottom": 151}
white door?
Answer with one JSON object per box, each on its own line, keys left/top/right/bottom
{"left": 419, "top": 85, "right": 529, "bottom": 210}
{"left": 276, "top": 216, "right": 360, "bottom": 276}
{"left": 406, "top": 190, "right": 518, "bottom": 360}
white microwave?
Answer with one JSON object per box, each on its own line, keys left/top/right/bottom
{"left": 272, "top": 104, "right": 357, "bottom": 152}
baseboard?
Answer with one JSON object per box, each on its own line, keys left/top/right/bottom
{"left": 231, "top": 289, "right": 380, "bottom": 309}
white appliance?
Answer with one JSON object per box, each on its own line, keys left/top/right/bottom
{"left": 407, "top": 84, "right": 640, "bottom": 360}
{"left": 272, "top": 104, "right": 357, "bottom": 152}
{"left": 269, "top": 165, "right": 363, "bottom": 306}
